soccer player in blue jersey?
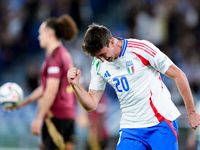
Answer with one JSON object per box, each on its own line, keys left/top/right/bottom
{"left": 67, "top": 23, "right": 200, "bottom": 149}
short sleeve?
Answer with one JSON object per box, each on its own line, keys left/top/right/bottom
{"left": 46, "top": 57, "right": 62, "bottom": 78}
{"left": 89, "top": 58, "right": 106, "bottom": 90}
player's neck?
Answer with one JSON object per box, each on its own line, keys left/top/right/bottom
{"left": 115, "top": 39, "right": 123, "bottom": 58}
{"left": 46, "top": 40, "right": 61, "bottom": 54}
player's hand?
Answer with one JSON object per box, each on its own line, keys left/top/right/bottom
{"left": 16, "top": 100, "right": 29, "bottom": 109}
{"left": 67, "top": 68, "right": 81, "bottom": 86}
{"left": 31, "top": 117, "right": 43, "bottom": 135}
{"left": 2, "top": 104, "right": 21, "bottom": 112}
{"left": 2, "top": 106, "right": 13, "bottom": 112}
{"left": 188, "top": 111, "right": 200, "bottom": 130}
{"left": 2, "top": 99, "right": 29, "bottom": 112}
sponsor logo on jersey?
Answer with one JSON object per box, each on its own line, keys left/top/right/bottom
{"left": 158, "top": 57, "right": 167, "bottom": 67}
{"left": 104, "top": 70, "right": 111, "bottom": 77}
{"left": 126, "top": 60, "right": 134, "bottom": 75}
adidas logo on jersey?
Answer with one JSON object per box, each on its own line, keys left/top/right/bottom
{"left": 104, "top": 71, "right": 111, "bottom": 77}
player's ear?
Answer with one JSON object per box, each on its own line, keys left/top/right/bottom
{"left": 47, "top": 28, "right": 54, "bottom": 37}
{"left": 109, "top": 38, "right": 114, "bottom": 46}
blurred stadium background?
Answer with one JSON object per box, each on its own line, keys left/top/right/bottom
{"left": 0, "top": 0, "right": 200, "bottom": 150}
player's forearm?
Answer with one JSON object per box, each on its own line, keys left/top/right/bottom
{"left": 24, "top": 86, "right": 43, "bottom": 104}
{"left": 175, "top": 72, "right": 196, "bottom": 115}
{"left": 71, "top": 83, "right": 97, "bottom": 112}
{"left": 36, "top": 89, "right": 56, "bottom": 119}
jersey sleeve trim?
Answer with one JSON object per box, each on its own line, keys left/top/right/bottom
{"left": 160, "top": 58, "right": 173, "bottom": 74}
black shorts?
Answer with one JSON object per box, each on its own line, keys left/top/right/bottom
{"left": 42, "top": 117, "right": 75, "bottom": 150}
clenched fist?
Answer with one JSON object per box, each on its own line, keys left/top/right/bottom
{"left": 67, "top": 68, "right": 81, "bottom": 85}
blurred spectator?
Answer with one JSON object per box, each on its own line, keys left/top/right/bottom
{"left": 134, "top": 2, "right": 168, "bottom": 47}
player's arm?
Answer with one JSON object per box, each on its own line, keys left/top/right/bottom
{"left": 31, "top": 77, "right": 59, "bottom": 135}
{"left": 68, "top": 68, "right": 104, "bottom": 112}
{"left": 36, "top": 77, "right": 59, "bottom": 119}
{"left": 18, "top": 85, "right": 43, "bottom": 108}
{"left": 72, "top": 83, "right": 104, "bottom": 112}
{"left": 165, "top": 64, "right": 200, "bottom": 130}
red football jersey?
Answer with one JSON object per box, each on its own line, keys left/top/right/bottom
{"left": 41, "top": 45, "right": 75, "bottom": 119}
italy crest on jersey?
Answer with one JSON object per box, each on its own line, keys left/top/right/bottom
{"left": 126, "top": 60, "right": 134, "bottom": 75}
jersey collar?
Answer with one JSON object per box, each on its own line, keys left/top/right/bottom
{"left": 118, "top": 38, "right": 127, "bottom": 58}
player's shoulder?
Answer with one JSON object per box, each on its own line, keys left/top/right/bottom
{"left": 121, "top": 38, "right": 139, "bottom": 54}
{"left": 90, "top": 57, "right": 103, "bottom": 75}
{"left": 91, "top": 57, "right": 101, "bottom": 69}
{"left": 125, "top": 38, "right": 157, "bottom": 55}
{"left": 47, "top": 47, "right": 65, "bottom": 65}
{"left": 127, "top": 38, "right": 153, "bottom": 45}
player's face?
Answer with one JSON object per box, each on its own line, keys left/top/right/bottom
{"left": 38, "top": 22, "right": 49, "bottom": 49}
{"left": 95, "top": 40, "right": 116, "bottom": 62}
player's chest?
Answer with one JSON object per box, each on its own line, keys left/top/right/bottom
{"left": 98, "top": 57, "right": 148, "bottom": 83}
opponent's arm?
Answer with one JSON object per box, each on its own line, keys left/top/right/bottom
{"left": 165, "top": 64, "right": 200, "bottom": 129}
{"left": 36, "top": 78, "right": 59, "bottom": 119}
{"left": 31, "top": 77, "right": 59, "bottom": 135}
{"left": 68, "top": 68, "right": 104, "bottom": 112}
{"left": 18, "top": 85, "right": 44, "bottom": 108}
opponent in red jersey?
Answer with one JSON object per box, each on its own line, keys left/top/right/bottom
{"left": 6, "top": 14, "right": 78, "bottom": 150}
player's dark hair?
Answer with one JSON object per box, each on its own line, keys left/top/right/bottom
{"left": 45, "top": 14, "right": 78, "bottom": 41}
{"left": 82, "top": 23, "right": 113, "bottom": 56}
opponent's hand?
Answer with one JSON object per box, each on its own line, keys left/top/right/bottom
{"left": 67, "top": 68, "right": 81, "bottom": 86}
{"left": 16, "top": 100, "right": 30, "bottom": 109}
{"left": 188, "top": 111, "right": 200, "bottom": 130}
{"left": 31, "top": 117, "right": 43, "bottom": 135}
{"left": 2, "top": 106, "right": 13, "bottom": 112}
{"left": 2, "top": 99, "right": 31, "bottom": 112}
